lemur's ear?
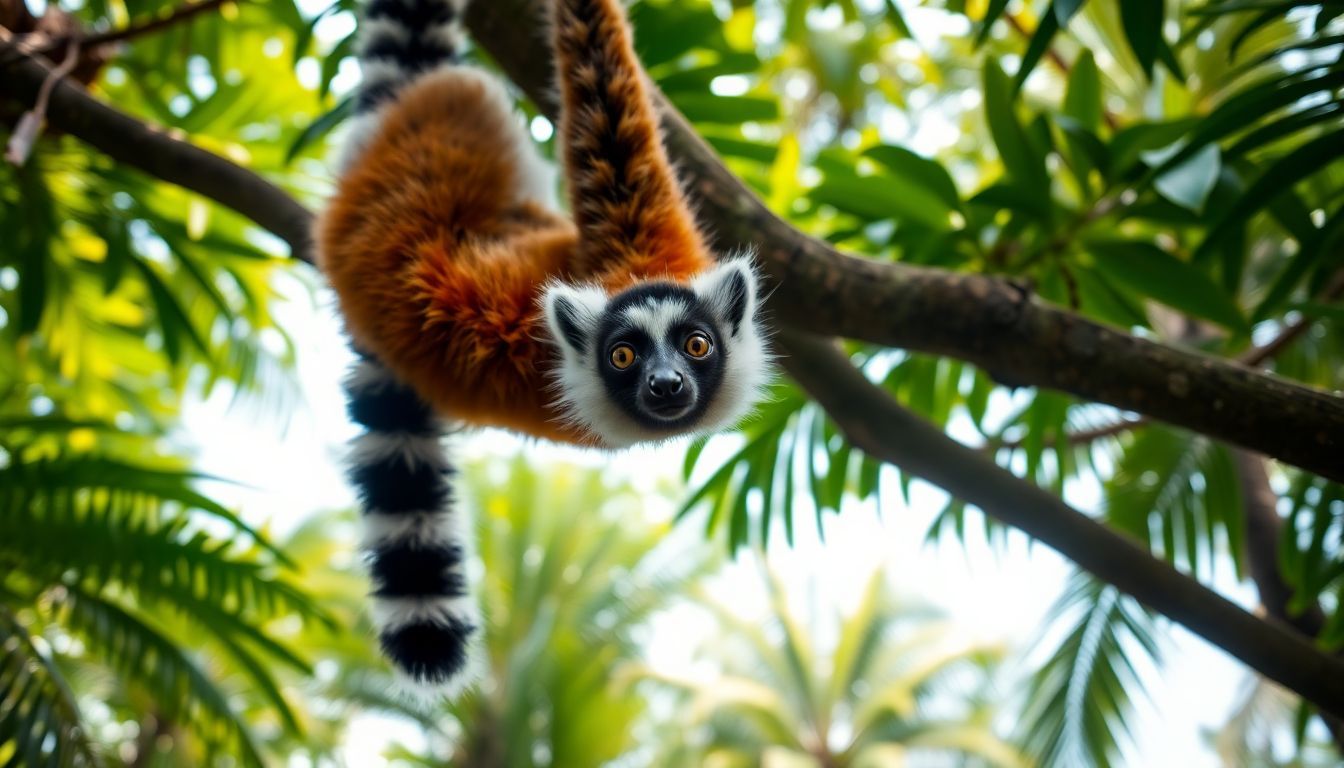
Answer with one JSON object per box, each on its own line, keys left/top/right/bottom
{"left": 543, "top": 282, "right": 608, "bottom": 355}
{"left": 693, "top": 258, "right": 758, "bottom": 337}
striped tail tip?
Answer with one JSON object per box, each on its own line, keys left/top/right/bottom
{"left": 356, "top": 0, "right": 469, "bottom": 113}
{"left": 344, "top": 354, "right": 481, "bottom": 695}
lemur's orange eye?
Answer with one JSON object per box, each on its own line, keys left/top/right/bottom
{"left": 610, "top": 344, "right": 636, "bottom": 370}
{"left": 684, "top": 333, "right": 712, "bottom": 358}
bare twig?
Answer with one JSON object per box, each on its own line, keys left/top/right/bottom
{"left": 1242, "top": 269, "right": 1344, "bottom": 368}
{"left": 5, "top": 38, "right": 75, "bottom": 165}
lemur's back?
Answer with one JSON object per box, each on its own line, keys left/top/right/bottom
{"left": 318, "top": 54, "right": 586, "bottom": 441}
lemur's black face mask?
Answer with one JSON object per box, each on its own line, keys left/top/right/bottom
{"left": 593, "top": 283, "right": 727, "bottom": 430}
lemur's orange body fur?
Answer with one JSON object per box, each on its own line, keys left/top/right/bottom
{"left": 317, "top": 0, "right": 713, "bottom": 444}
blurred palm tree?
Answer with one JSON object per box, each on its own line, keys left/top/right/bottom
{"left": 644, "top": 566, "right": 1025, "bottom": 768}
{"left": 298, "top": 455, "right": 714, "bottom": 767}
{"left": 0, "top": 420, "right": 334, "bottom": 767}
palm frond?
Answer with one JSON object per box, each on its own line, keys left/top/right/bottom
{"left": 53, "top": 583, "right": 267, "bottom": 767}
{"left": 0, "top": 604, "right": 102, "bottom": 768}
{"left": 1018, "top": 577, "right": 1162, "bottom": 768}
{"left": 0, "top": 455, "right": 331, "bottom": 628}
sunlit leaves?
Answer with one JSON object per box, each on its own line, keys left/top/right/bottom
{"left": 0, "top": 440, "right": 327, "bottom": 765}
{"left": 1103, "top": 427, "right": 1246, "bottom": 581}
{"left": 1063, "top": 50, "right": 1104, "bottom": 134}
{"left": 0, "top": 606, "right": 100, "bottom": 768}
{"left": 649, "top": 567, "right": 1021, "bottom": 767}
{"left": 984, "top": 59, "right": 1052, "bottom": 202}
{"left": 1279, "top": 474, "right": 1344, "bottom": 648}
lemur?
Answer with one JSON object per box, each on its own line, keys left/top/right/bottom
{"left": 317, "top": 0, "right": 769, "bottom": 692}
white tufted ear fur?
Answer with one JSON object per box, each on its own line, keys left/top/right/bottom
{"left": 688, "top": 255, "right": 771, "bottom": 436}
{"left": 542, "top": 281, "right": 608, "bottom": 356}
{"left": 541, "top": 281, "right": 622, "bottom": 443}
{"left": 692, "top": 257, "right": 758, "bottom": 339}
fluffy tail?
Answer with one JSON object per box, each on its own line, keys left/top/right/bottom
{"left": 344, "top": 352, "right": 479, "bottom": 691}
{"left": 342, "top": 0, "right": 478, "bottom": 692}
{"left": 355, "top": 0, "right": 467, "bottom": 112}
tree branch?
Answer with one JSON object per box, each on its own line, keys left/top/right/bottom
{"left": 5, "top": 4, "right": 1344, "bottom": 719}
{"left": 779, "top": 329, "right": 1344, "bottom": 719}
{"left": 463, "top": 0, "right": 1344, "bottom": 485}
{"left": 0, "top": 41, "right": 312, "bottom": 258}
{"left": 995, "top": 269, "right": 1344, "bottom": 452}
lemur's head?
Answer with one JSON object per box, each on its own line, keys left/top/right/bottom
{"left": 542, "top": 257, "right": 770, "bottom": 447}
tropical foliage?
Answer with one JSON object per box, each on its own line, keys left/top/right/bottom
{"left": 2, "top": 0, "right": 1343, "bottom": 765}
{"left": 647, "top": 569, "right": 1022, "bottom": 768}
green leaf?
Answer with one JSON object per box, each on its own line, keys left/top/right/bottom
{"left": 983, "top": 59, "right": 1050, "bottom": 200}
{"left": 102, "top": 216, "right": 132, "bottom": 295}
{"left": 133, "top": 258, "right": 212, "bottom": 365}
{"left": 1054, "top": 0, "right": 1088, "bottom": 25}
{"left": 629, "top": 1, "right": 722, "bottom": 69}
{"left": 976, "top": 0, "right": 1012, "bottom": 46}
{"left": 1152, "top": 144, "right": 1222, "bottom": 213}
{"left": 1144, "top": 68, "right": 1344, "bottom": 184}
{"left": 1072, "top": 264, "right": 1150, "bottom": 329}
{"left": 1120, "top": 0, "right": 1165, "bottom": 77}
{"left": 319, "top": 32, "right": 355, "bottom": 100}
{"left": 285, "top": 95, "right": 354, "bottom": 165}
{"left": 670, "top": 93, "right": 779, "bottom": 124}
{"left": 863, "top": 145, "right": 962, "bottom": 210}
{"left": 882, "top": 0, "right": 914, "bottom": 38}
{"left": 1063, "top": 49, "right": 1103, "bottom": 134}
{"left": 1201, "top": 128, "right": 1344, "bottom": 260}
{"left": 1056, "top": 117, "right": 1108, "bottom": 195}
{"left": 1086, "top": 238, "right": 1247, "bottom": 331}
{"left": 811, "top": 170, "right": 956, "bottom": 230}
{"left": 1014, "top": 3, "right": 1061, "bottom": 91}
{"left": 58, "top": 586, "right": 267, "bottom": 767}
{"left": 1019, "top": 579, "right": 1161, "bottom": 768}
{"left": 1109, "top": 118, "right": 1200, "bottom": 179}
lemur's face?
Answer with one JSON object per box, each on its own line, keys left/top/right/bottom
{"left": 543, "top": 258, "right": 770, "bottom": 447}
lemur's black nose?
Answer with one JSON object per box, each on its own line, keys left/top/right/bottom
{"left": 647, "top": 371, "right": 684, "bottom": 398}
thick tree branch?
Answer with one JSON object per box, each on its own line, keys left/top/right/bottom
{"left": 463, "top": 0, "right": 1344, "bottom": 484}
{"left": 0, "top": 42, "right": 312, "bottom": 258}
{"left": 779, "top": 329, "right": 1344, "bottom": 719}
{"left": 5, "top": 5, "right": 1344, "bottom": 719}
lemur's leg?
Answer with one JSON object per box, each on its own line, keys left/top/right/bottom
{"left": 551, "top": 0, "right": 715, "bottom": 284}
